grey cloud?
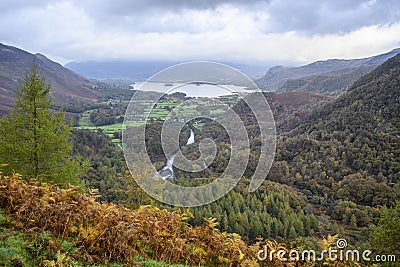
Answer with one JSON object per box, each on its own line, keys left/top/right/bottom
{"left": 0, "top": 0, "right": 53, "bottom": 15}
{"left": 78, "top": 0, "right": 270, "bottom": 33}
{"left": 3, "top": 0, "right": 399, "bottom": 35}
{"left": 76, "top": 0, "right": 400, "bottom": 36}
{"left": 1, "top": 0, "right": 400, "bottom": 64}
{"left": 263, "top": 0, "right": 400, "bottom": 34}
{"left": 82, "top": 0, "right": 269, "bottom": 14}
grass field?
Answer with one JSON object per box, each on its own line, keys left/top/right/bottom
{"left": 74, "top": 98, "right": 231, "bottom": 146}
{"left": 74, "top": 111, "right": 136, "bottom": 144}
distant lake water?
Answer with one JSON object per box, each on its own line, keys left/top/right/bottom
{"left": 132, "top": 82, "right": 254, "bottom": 98}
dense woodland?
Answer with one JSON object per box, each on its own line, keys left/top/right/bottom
{"left": 0, "top": 55, "right": 399, "bottom": 266}
{"left": 68, "top": 55, "right": 399, "bottom": 256}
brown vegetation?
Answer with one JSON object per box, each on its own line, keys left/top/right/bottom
{"left": 0, "top": 172, "right": 254, "bottom": 266}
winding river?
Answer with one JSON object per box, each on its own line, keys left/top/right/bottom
{"left": 158, "top": 128, "right": 195, "bottom": 180}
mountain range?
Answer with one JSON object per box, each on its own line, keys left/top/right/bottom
{"left": 256, "top": 48, "right": 400, "bottom": 95}
{"left": 0, "top": 43, "right": 99, "bottom": 115}
{"left": 66, "top": 48, "right": 400, "bottom": 97}
{"left": 65, "top": 60, "right": 269, "bottom": 80}
{"left": 1, "top": 43, "right": 400, "bottom": 115}
{"left": 274, "top": 52, "right": 400, "bottom": 206}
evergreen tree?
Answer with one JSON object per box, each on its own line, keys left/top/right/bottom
{"left": 369, "top": 201, "right": 400, "bottom": 255}
{"left": 349, "top": 214, "right": 357, "bottom": 228}
{"left": 288, "top": 226, "right": 297, "bottom": 240}
{"left": 0, "top": 64, "right": 87, "bottom": 185}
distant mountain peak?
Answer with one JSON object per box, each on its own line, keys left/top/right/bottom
{"left": 256, "top": 48, "right": 400, "bottom": 95}
{"left": 34, "top": 53, "right": 48, "bottom": 59}
{"left": 389, "top": 47, "right": 400, "bottom": 53}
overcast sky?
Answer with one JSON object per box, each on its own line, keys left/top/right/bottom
{"left": 1, "top": 0, "right": 400, "bottom": 65}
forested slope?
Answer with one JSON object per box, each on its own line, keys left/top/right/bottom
{"left": 271, "top": 54, "right": 400, "bottom": 228}
{"left": 170, "top": 54, "right": 400, "bottom": 239}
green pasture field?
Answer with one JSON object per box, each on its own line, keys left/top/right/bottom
{"left": 73, "top": 98, "right": 232, "bottom": 145}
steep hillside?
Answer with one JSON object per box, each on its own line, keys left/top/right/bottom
{"left": 168, "top": 54, "right": 399, "bottom": 234}
{"left": 241, "top": 91, "right": 333, "bottom": 133}
{"left": 275, "top": 53, "right": 400, "bottom": 207}
{"left": 265, "top": 91, "right": 332, "bottom": 127}
{"left": 277, "top": 66, "right": 373, "bottom": 96}
{"left": 256, "top": 48, "right": 400, "bottom": 94}
{"left": 0, "top": 43, "right": 99, "bottom": 115}
{"left": 291, "top": 53, "right": 400, "bottom": 148}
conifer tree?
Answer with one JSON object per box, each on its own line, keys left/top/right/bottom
{"left": 369, "top": 201, "right": 400, "bottom": 255}
{"left": 0, "top": 64, "right": 86, "bottom": 185}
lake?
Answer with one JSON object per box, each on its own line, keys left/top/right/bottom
{"left": 132, "top": 82, "right": 255, "bottom": 98}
